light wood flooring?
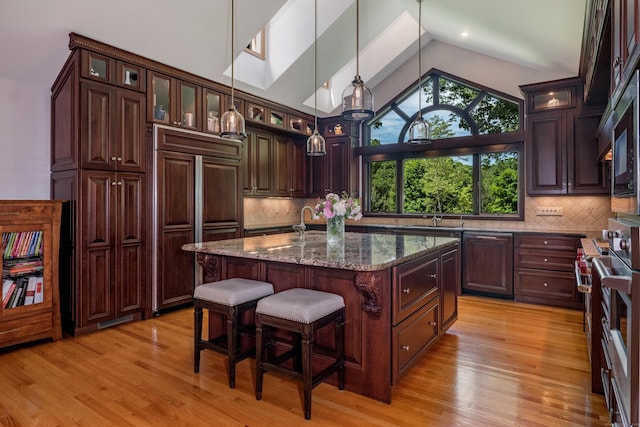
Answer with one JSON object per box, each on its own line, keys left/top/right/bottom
{"left": 0, "top": 296, "right": 609, "bottom": 426}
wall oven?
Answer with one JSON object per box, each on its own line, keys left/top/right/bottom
{"left": 593, "top": 219, "right": 639, "bottom": 426}
{"left": 611, "top": 71, "right": 640, "bottom": 214}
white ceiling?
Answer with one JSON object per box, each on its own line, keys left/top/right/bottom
{"left": 0, "top": 0, "right": 587, "bottom": 117}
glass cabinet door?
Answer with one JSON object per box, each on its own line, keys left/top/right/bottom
{"left": 117, "top": 61, "right": 146, "bottom": 92}
{"left": 151, "top": 74, "right": 171, "bottom": 124}
{"left": 81, "top": 51, "right": 113, "bottom": 83}
{"left": 247, "top": 103, "right": 266, "bottom": 124}
{"left": 204, "top": 89, "right": 221, "bottom": 133}
{"left": 179, "top": 81, "right": 199, "bottom": 129}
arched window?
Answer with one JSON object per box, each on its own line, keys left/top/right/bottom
{"left": 359, "top": 70, "right": 524, "bottom": 219}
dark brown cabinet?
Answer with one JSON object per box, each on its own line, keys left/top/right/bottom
{"left": 148, "top": 71, "right": 201, "bottom": 131}
{"left": 244, "top": 129, "right": 275, "bottom": 196}
{"left": 462, "top": 232, "right": 514, "bottom": 297}
{"left": 51, "top": 48, "right": 148, "bottom": 335}
{"left": 440, "top": 243, "right": 459, "bottom": 333}
{"left": 308, "top": 136, "right": 354, "bottom": 197}
{"left": 274, "top": 135, "right": 306, "bottom": 197}
{"left": 513, "top": 233, "right": 582, "bottom": 309}
{"left": 153, "top": 127, "right": 243, "bottom": 312}
{"left": 521, "top": 78, "right": 608, "bottom": 195}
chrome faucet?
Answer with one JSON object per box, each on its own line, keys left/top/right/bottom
{"left": 431, "top": 211, "right": 442, "bottom": 227}
{"left": 292, "top": 205, "right": 314, "bottom": 240}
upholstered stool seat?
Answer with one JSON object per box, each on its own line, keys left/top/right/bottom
{"left": 255, "top": 288, "right": 345, "bottom": 420}
{"left": 193, "top": 278, "right": 274, "bottom": 388}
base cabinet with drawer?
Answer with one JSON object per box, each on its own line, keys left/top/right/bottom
{"left": 392, "top": 244, "right": 460, "bottom": 383}
{"left": 514, "top": 233, "right": 583, "bottom": 309}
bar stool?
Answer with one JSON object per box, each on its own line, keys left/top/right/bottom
{"left": 255, "top": 288, "right": 345, "bottom": 420}
{"left": 193, "top": 278, "right": 274, "bottom": 388}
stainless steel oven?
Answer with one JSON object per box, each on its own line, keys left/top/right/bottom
{"left": 593, "top": 219, "right": 639, "bottom": 426}
{"left": 611, "top": 71, "right": 640, "bottom": 215}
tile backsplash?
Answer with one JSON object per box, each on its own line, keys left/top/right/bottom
{"left": 244, "top": 195, "right": 612, "bottom": 237}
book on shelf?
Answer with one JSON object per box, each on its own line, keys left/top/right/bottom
{"left": 2, "top": 280, "right": 16, "bottom": 308}
{"left": 24, "top": 276, "right": 37, "bottom": 305}
{"left": 2, "top": 231, "right": 43, "bottom": 259}
{"left": 33, "top": 277, "right": 43, "bottom": 304}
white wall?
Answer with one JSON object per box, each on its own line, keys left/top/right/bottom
{"left": 0, "top": 76, "right": 51, "bottom": 199}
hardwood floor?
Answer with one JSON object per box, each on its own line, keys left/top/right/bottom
{"left": 0, "top": 296, "right": 609, "bottom": 426}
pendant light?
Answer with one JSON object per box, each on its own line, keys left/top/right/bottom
{"left": 307, "top": 0, "right": 326, "bottom": 156}
{"left": 408, "top": 0, "right": 432, "bottom": 144}
{"left": 220, "top": 0, "right": 247, "bottom": 141}
{"left": 341, "top": 0, "right": 374, "bottom": 122}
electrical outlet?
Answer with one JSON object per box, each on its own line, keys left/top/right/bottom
{"left": 535, "top": 207, "right": 563, "bottom": 216}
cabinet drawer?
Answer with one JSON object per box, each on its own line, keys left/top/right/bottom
{"left": 514, "top": 268, "right": 581, "bottom": 308}
{"left": 0, "top": 312, "right": 53, "bottom": 347}
{"left": 514, "top": 248, "right": 576, "bottom": 271}
{"left": 393, "top": 253, "right": 438, "bottom": 324}
{"left": 392, "top": 299, "right": 439, "bottom": 383}
{"left": 515, "top": 234, "right": 580, "bottom": 252}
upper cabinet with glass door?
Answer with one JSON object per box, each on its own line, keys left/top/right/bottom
{"left": 81, "top": 50, "right": 146, "bottom": 92}
{"left": 148, "top": 71, "right": 201, "bottom": 131}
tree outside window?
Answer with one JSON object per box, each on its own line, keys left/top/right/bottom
{"left": 365, "top": 70, "right": 522, "bottom": 218}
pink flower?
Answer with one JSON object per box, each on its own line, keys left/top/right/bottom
{"left": 323, "top": 201, "right": 335, "bottom": 218}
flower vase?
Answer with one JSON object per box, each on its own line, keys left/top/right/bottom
{"left": 326, "top": 215, "right": 345, "bottom": 246}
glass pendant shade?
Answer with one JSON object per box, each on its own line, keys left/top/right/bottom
{"left": 342, "top": 0, "right": 374, "bottom": 122}
{"left": 220, "top": 0, "right": 246, "bottom": 141}
{"left": 220, "top": 104, "right": 246, "bottom": 140}
{"left": 408, "top": 115, "right": 431, "bottom": 143}
{"left": 342, "top": 75, "right": 374, "bottom": 121}
{"left": 408, "top": 0, "right": 432, "bottom": 144}
{"left": 307, "top": 130, "right": 326, "bottom": 156}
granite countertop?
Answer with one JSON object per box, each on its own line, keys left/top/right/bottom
{"left": 182, "top": 231, "right": 458, "bottom": 271}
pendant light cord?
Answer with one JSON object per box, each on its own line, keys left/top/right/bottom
{"left": 417, "top": 0, "right": 422, "bottom": 118}
{"left": 230, "top": 0, "right": 235, "bottom": 107}
{"left": 314, "top": 0, "right": 319, "bottom": 132}
{"left": 356, "top": 0, "right": 360, "bottom": 77}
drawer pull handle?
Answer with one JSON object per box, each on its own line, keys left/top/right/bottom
{"left": 401, "top": 345, "right": 410, "bottom": 351}
{"left": 0, "top": 212, "right": 20, "bottom": 216}
{"left": 429, "top": 274, "right": 437, "bottom": 279}
{"left": 0, "top": 328, "right": 20, "bottom": 335}
{"left": 403, "top": 288, "right": 410, "bottom": 294}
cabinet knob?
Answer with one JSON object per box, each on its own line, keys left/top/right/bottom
{"left": 401, "top": 345, "right": 410, "bottom": 351}
{"left": 111, "top": 181, "right": 117, "bottom": 186}
{"left": 402, "top": 288, "right": 410, "bottom": 294}
{"left": 117, "top": 157, "right": 122, "bottom": 161}
{"left": 544, "top": 258, "right": 548, "bottom": 262}
{"left": 111, "top": 156, "right": 117, "bottom": 161}
{"left": 614, "top": 56, "right": 623, "bottom": 67}
{"left": 544, "top": 241, "right": 548, "bottom": 245}
{"left": 429, "top": 274, "right": 437, "bottom": 279}
{"left": 543, "top": 282, "right": 548, "bottom": 287}
{"left": 429, "top": 321, "right": 437, "bottom": 326}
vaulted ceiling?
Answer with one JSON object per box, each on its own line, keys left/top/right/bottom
{"left": 0, "top": 0, "right": 587, "bottom": 117}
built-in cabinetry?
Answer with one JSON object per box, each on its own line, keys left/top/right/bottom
{"left": 51, "top": 33, "right": 324, "bottom": 331}
{"left": 51, "top": 46, "right": 148, "bottom": 335}
{"left": 520, "top": 78, "right": 609, "bottom": 196}
{"left": 514, "top": 234, "right": 582, "bottom": 309}
{"left": 0, "top": 201, "right": 63, "bottom": 348}
{"left": 462, "top": 232, "right": 514, "bottom": 297}
{"left": 153, "top": 126, "right": 243, "bottom": 312}
{"left": 308, "top": 117, "right": 359, "bottom": 197}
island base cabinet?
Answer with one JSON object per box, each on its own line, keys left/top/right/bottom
{"left": 196, "top": 241, "right": 459, "bottom": 403}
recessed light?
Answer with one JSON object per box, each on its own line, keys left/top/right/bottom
{"left": 461, "top": 31, "right": 469, "bottom": 38}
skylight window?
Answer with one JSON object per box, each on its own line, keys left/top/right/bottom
{"left": 245, "top": 27, "right": 265, "bottom": 60}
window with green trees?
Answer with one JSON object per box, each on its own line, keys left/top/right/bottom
{"left": 362, "top": 70, "right": 523, "bottom": 219}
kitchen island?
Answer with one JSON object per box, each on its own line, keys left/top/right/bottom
{"left": 182, "top": 231, "right": 460, "bottom": 402}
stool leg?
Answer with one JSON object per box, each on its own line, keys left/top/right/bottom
{"left": 194, "top": 305, "right": 203, "bottom": 373}
{"left": 302, "top": 326, "right": 313, "bottom": 420}
{"left": 255, "top": 320, "right": 264, "bottom": 400}
{"left": 227, "top": 307, "right": 237, "bottom": 389}
{"left": 336, "top": 314, "right": 345, "bottom": 390}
